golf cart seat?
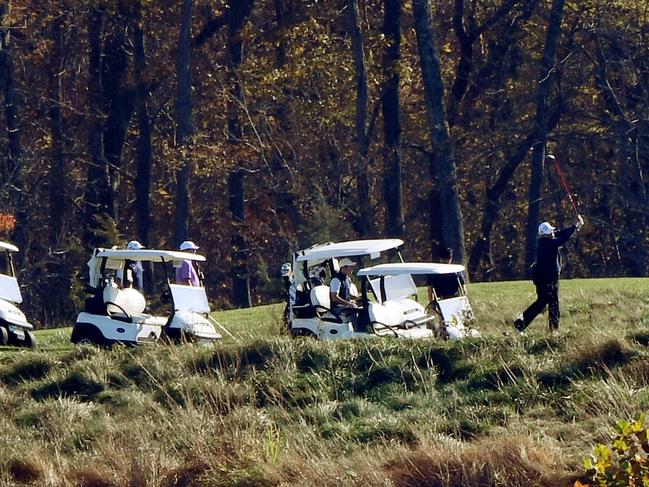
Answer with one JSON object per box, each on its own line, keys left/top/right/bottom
{"left": 103, "top": 285, "right": 146, "bottom": 318}
{"left": 291, "top": 285, "right": 317, "bottom": 319}
{"left": 368, "top": 301, "right": 403, "bottom": 335}
{"left": 368, "top": 274, "right": 429, "bottom": 326}
{"left": 309, "top": 285, "right": 342, "bottom": 323}
{"left": 310, "top": 285, "right": 330, "bottom": 310}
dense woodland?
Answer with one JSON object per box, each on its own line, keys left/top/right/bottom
{"left": 0, "top": 0, "right": 648, "bottom": 326}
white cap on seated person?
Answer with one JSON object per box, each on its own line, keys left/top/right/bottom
{"left": 338, "top": 258, "right": 356, "bottom": 267}
{"left": 180, "top": 240, "right": 199, "bottom": 251}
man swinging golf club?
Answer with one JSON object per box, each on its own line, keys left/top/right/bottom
{"left": 514, "top": 213, "right": 584, "bottom": 334}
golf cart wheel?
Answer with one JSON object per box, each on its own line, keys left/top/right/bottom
{"left": 0, "top": 326, "right": 8, "bottom": 346}
{"left": 23, "top": 330, "right": 36, "bottom": 348}
{"left": 290, "top": 328, "right": 316, "bottom": 339}
{"left": 72, "top": 326, "right": 106, "bottom": 348}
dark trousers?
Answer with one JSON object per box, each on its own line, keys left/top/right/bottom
{"left": 521, "top": 280, "right": 560, "bottom": 331}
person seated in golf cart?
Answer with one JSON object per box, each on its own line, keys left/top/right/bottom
{"left": 308, "top": 262, "right": 328, "bottom": 286}
{"left": 427, "top": 247, "right": 466, "bottom": 302}
{"left": 329, "top": 258, "right": 361, "bottom": 322}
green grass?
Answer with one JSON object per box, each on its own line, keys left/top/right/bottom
{"left": 0, "top": 278, "right": 648, "bottom": 486}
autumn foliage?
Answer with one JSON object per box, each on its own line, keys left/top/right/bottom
{"left": 0, "top": 0, "right": 647, "bottom": 325}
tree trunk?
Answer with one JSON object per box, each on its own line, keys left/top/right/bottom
{"left": 0, "top": 2, "right": 21, "bottom": 249}
{"left": 227, "top": 0, "right": 254, "bottom": 308}
{"left": 229, "top": 169, "right": 251, "bottom": 307}
{"left": 616, "top": 129, "right": 646, "bottom": 275}
{"left": 382, "top": 0, "right": 404, "bottom": 238}
{"left": 84, "top": 4, "right": 114, "bottom": 248}
{"left": 447, "top": 0, "right": 522, "bottom": 126}
{"left": 47, "top": 15, "right": 67, "bottom": 247}
{"left": 102, "top": 0, "right": 135, "bottom": 223}
{"left": 271, "top": 0, "right": 301, "bottom": 238}
{"left": 134, "top": 0, "right": 154, "bottom": 292}
{"left": 0, "top": 0, "right": 25, "bottom": 253}
{"left": 523, "top": 0, "right": 565, "bottom": 272}
{"left": 174, "top": 0, "right": 193, "bottom": 245}
{"left": 347, "top": 0, "right": 373, "bottom": 237}
{"left": 467, "top": 116, "right": 555, "bottom": 276}
{"left": 591, "top": 31, "right": 646, "bottom": 275}
{"left": 412, "top": 0, "right": 466, "bottom": 264}
{"left": 460, "top": 0, "right": 540, "bottom": 126}
{"left": 134, "top": 0, "right": 151, "bottom": 249}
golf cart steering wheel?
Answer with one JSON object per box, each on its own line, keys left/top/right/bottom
{"left": 105, "top": 301, "right": 132, "bottom": 320}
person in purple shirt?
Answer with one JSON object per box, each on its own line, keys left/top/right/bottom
{"left": 176, "top": 240, "right": 202, "bottom": 286}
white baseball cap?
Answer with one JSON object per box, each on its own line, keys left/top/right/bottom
{"left": 180, "top": 240, "right": 199, "bottom": 251}
{"left": 338, "top": 258, "right": 357, "bottom": 267}
{"left": 538, "top": 222, "right": 555, "bottom": 235}
{"left": 280, "top": 262, "right": 292, "bottom": 277}
{"left": 127, "top": 240, "right": 144, "bottom": 250}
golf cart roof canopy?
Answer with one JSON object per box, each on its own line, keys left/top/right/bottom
{"left": 295, "top": 239, "right": 403, "bottom": 262}
{"left": 357, "top": 262, "right": 465, "bottom": 276}
{"left": 0, "top": 241, "right": 19, "bottom": 253}
{"left": 87, "top": 248, "right": 206, "bottom": 289}
{"left": 94, "top": 249, "right": 206, "bottom": 263}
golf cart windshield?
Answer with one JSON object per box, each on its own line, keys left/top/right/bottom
{"left": 169, "top": 284, "right": 210, "bottom": 313}
{"left": 358, "top": 263, "right": 466, "bottom": 303}
{"left": 0, "top": 274, "right": 22, "bottom": 303}
{"left": 0, "top": 240, "right": 20, "bottom": 303}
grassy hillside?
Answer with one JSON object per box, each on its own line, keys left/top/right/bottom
{"left": 1, "top": 278, "right": 648, "bottom": 486}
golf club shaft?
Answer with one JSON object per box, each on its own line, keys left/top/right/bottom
{"left": 549, "top": 155, "right": 578, "bottom": 214}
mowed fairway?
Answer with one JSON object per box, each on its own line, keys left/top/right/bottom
{"left": 1, "top": 278, "right": 648, "bottom": 486}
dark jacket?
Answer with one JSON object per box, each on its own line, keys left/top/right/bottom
{"left": 534, "top": 226, "right": 577, "bottom": 282}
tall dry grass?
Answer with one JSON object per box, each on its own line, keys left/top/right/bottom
{"left": 0, "top": 278, "right": 648, "bottom": 485}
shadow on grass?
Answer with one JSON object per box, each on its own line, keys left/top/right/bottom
{"left": 416, "top": 346, "right": 472, "bottom": 384}
{"left": 526, "top": 335, "right": 565, "bottom": 355}
{"left": 385, "top": 435, "right": 566, "bottom": 487}
{"left": 627, "top": 330, "right": 649, "bottom": 347}
{"left": 193, "top": 341, "right": 277, "bottom": 377}
{"left": 537, "top": 338, "right": 636, "bottom": 388}
{"left": 466, "top": 363, "right": 526, "bottom": 391}
{"left": 6, "top": 458, "right": 43, "bottom": 484}
{"left": 0, "top": 356, "right": 52, "bottom": 385}
{"left": 31, "top": 370, "right": 104, "bottom": 401}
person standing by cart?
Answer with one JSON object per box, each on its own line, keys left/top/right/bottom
{"left": 427, "top": 247, "right": 466, "bottom": 302}
{"left": 116, "top": 240, "right": 145, "bottom": 290}
{"left": 514, "top": 214, "right": 584, "bottom": 334}
{"left": 176, "top": 240, "right": 202, "bottom": 286}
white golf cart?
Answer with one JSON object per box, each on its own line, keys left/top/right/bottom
{"left": 357, "top": 263, "right": 479, "bottom": 340}
{"left": 0, "top": 241, "right": 35, "bottom": 348}
{"left": 285, "top": 239, "right": 433, "bottom": 340}
{"left": 71, "top": 248, "right": 222, "bottom": 346}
